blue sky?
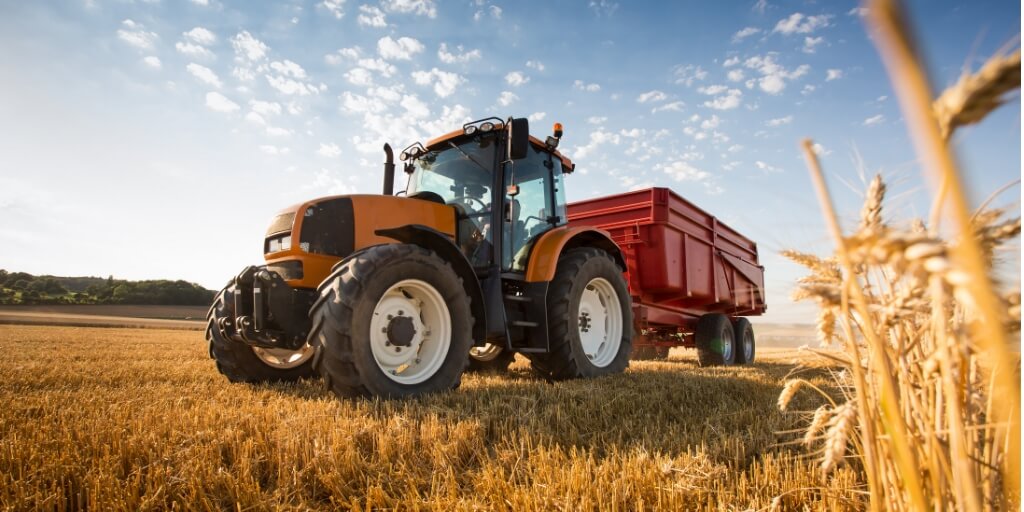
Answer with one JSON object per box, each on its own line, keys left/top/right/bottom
{"left": 0, "top": 0, "right": 1019, "bottom": 323}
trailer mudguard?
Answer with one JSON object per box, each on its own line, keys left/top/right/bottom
{"left": 374, "top": 225, "right": 487, "bottom": 345}
{"left": 524, "top": 226, "right": 626, "bottom": 283}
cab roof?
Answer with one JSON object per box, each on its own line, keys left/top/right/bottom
{"left": 425, "top": 128, "right": 576, "bottom": 173}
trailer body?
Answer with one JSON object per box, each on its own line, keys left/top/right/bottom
{"left": 567, "top": 187, "right": 766, "bottom": 347}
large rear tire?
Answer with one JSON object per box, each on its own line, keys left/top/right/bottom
{"left": 309, "top": 244, "right": 474, "bottom": 399}
{"left": 528, "top": 248, "right": 633, "bottom": 380}
{"left": 206, "top": 283, "right": 316, "bottom": 383}
{"left": 468, "top": 343, "right": 516, "bottom": 372}
{"left": 732, "top": 317, "right": 756, "bottom": 365}
{"left": 695, "top": 313, "right": 736, "bottom": 367}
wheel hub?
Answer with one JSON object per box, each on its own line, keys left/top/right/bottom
{"left": 579, "top": 312, "right": 592, "bottom": 332}
{"left": 386, "top": 315, "right": 416, "bottom": 347}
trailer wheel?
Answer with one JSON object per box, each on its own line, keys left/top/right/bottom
{"left": 695, "top": 313, "right": 736, "bottom": 367}
{"left": 468, "top": 343, "right": 516, "bottom": 372}
{"left": 732, "top": 317, "right": 756, "bottom": 365}
{"left": 206, "top": 283, "right": 316, "bottom": 383}
{"left": 529, "top": 248, "right": 633, "bottom": 380}
{"left": 309, "top": 244, "right": 474, "bottom": 399}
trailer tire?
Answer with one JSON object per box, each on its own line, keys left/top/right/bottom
{"left": 468, "top": 343, "right": 516, "bottom": 372}
{"left": 732, "top": 317, "right": 756, "bottom": 365}
{"left": 206, "top": 284, "right": 316, "bottom": 383}
{"left": 529, "top": 248, "right": 633, "bottom": 380}
{"left": 309, "top": 244, "right": 474, "bottom": 399}
{"left": 695, "top": 313, "right": 736, "bottom": 367}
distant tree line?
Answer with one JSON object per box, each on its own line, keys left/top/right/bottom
{"left": 0, "top": 270, "right": 214, "bottom": 305}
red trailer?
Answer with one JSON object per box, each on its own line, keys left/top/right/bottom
{"left": 567, "top": 187, "right": 766, "bottom": 363}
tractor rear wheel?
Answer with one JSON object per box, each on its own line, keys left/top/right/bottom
{"left": 206, "top": 283, "right": 316, "bottom": 383}
{"left": 528, "top": 248, "right": 633, "bottom": 380}
{"left": 468, "top": 343, "right": 516, "bottom": 372}
{"left": 695, "top": 313, "right": 736, "bottom": 367}
{"left": 732, "top": 317, "right": 756, "bottom": 365}
{"left": 309, "top": 244, "right": 474, "bottom": 399}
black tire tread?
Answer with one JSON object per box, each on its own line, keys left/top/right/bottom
{"left": 732, "top": 317, "right": 756, "bottom": 365}
{"left": 695, "top": 313, "right": 735, "bottom": 367}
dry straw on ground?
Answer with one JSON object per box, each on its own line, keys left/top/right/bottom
{"left": 780, "top": 0, "right": 1021, "bottom": 510}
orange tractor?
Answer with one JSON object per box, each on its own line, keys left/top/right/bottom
{"left": 208, "top": 118, "right": 636, "bottom": 398}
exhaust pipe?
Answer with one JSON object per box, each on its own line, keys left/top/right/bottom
{"left": 382, "top": 143, "right": 396, "bottom": 196}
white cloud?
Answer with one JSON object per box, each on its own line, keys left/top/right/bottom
{"left": 587, "top": 116, "right": 607, "bottom": 125}
{"left": 377, "top": 36, "right": 424, "bottom": 60}
{"left": 489, "top": 5, "right": 502, "bottom": 18}
{"left": 660, "top": 161, "right": 709, "bottom": 182}
{"left": 401, "top": 94, "right": 430, "bottom": 118}
{"left": 326, "top": 46, "right": 362, "bottom": 65}
{"left": 652, "top": 101, "right": 685, "bottom": 113}
{"left": 744, "top": 54, "right": 809, "bottom": 94}
{"left": 318, "top": 143, "right": 342, "bottom": 157}
{"left": 260, "top": 145, "right": 290, "bottom": 155}
{"left": 356, "top": 58, "right": 397, "bottom": 77}
{"left": 205, "top": 91, "right": 239, "bottom": 113}
{"left": 411, "top": 68, "right": 464, "bottom": 97}
{"left": 863, "top": 114, "right": 884, "bottom": 126}
{"left": 732, "top": 27, "right": 761, "bottom": 42}
{"left": 588, "top": 0, "right": 619, "bottom": 17}
{"left": 755, "top": 161, "right": 782, "bottom": 173}
{"left": 528, "top": 112, "right": 546, "bottom": 122}
{"left": 727, "top": 69, "right": 744, "bottom": 82}
{"left": 438, "top": 43, "right": 481, "bottom": 64}
{"left": 753, "top": 0, "right": 768, "bottom": 14}
{"left": 526, "top": 60, "right": 545, "bottom": 71}
{"left": 382, "top": 0, "right": 437, "bottom": 18}
{"left": 574, "top": 129, "right": 621, "bottom": 159}
{"left": 340, "top": 91, "right": 387, "bottom": 114}
{"left": 190, "top": 0, "right": 209, "bottom": 5}
{"left": 698, "top": 84, "right": 728, "bottom": 95}
{"left": 320, "top": 0, "right": 346, "bottom": 19}
{"left": 637, "top": 90, "right": 667, "bottom": 103}
{"left": 345, "top": 68, "right": 374, "bottom": 86}
{"left": 847, "top": 7, "right": 868, "bottom": 17}
{"left": 312, "top": 168, "right": 354, "bottom": 195}
{"left": 802, "top": 36, "right": 824, "bottom": 54}
{"left": 270, "top": 60, "right": 308, "bottom": 79}
{"left": 184, "top": 27, "right": 216, "bottom": 45}
{"left": 573, "top": 80, "right": 601, "bottom": 92}
{"left": 142, "top": 56, "right": 161, "bottom": 69}
{"left": 826, "top": 68, "right": 844, "bottom": 81}
{"left": 267, "top": 75, "right": 318, "bottom": 95}
{"left": 117, "top": 19, "right": 157, "bottom": 50}
{"left": 497, "top": 91, "right": 518, "bottom": 106}
{"left": 773, "top": 13, "right": 831, "bottom": 35}
{"left": 812, "top": 143, "right": 831, "bottom": 156}
{"left": 357, "top": 5, "right": 387, "bottom": 26}
{"left": 673, "top": 64, "right": 707, "bottom": 86}
{"left": 245, "top": 111, "right": 266, "bottom": 125}
{"left": 265, "top": 125, "right": 292, "bottom": 137}
{"left": 802, "top": 84, "right": 816, "bottom": 95}
{"left": 505, "top": 71, "right": 529, "bottom": 87}
{"left": 231, "top": 31, "right": 268, "bottom": 61}
{"left": 700, "top": 115, "right": 721, "bottom": 130}
{"left": 176, "top": 42, "right": 214, "bottom": 59}
{"left": 250, "top": 100, "right": 283, "bottom": 116}
{"left": 187, "top": 63, "right": 222, "bottom": 87}
{"left": 703, "top": 89, "right": 742, "bottom": 110}
{"left": 766, "top": 115, "right": 793, "bottom": 126}
{"left": 723, "top": 56, "right": 740, "bottom": 67}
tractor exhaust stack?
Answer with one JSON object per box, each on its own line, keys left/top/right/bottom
{"left": 382, "top": 143, "right": 396, "bottom": 196}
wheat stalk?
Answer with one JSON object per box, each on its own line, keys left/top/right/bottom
{"left": 933, "top": 50, "right": 1021, "bottom": 141}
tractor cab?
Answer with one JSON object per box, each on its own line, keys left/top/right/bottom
{"left": 400, "top": 118, "right": 572, "bottom": 274}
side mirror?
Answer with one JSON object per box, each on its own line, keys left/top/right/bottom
{"left": 508, "top": 117, "right": 529, "bottom": 160}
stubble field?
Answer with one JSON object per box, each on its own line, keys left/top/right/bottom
{"left": 0, "top": 324, "right": 859, "bottom": 510}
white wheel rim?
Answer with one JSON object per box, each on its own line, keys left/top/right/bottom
{"left": 252, "top": 344, "right": 315, "bottom": 369}
{"left": 742, "top": 328, "right": 753, "bottom": 361}
{"left": 577, "top": 277, "right": 623, "bottom": 368}
{"left": 369, "top": 279, "right": 452, "bottom": 385}
{"left": 470, "top": 343, "right": 504, "bottom": 362}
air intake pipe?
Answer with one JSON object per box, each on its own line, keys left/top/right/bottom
{"left": 382, "top": 143, "right": 396, "bottom": 196}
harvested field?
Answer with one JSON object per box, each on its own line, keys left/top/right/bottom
{"left": 0, "top": 324, "right": 860, "bottom": 510}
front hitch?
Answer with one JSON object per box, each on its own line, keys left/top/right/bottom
{"left": 228, "top": 265, "right": 316, "bottom": 350}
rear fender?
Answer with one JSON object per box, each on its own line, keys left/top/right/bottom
{"left": 524, "top": 226, "right": 626, "bottom": 283}
{"left": 375, "top": 225, "right": 487, "bottom": 345}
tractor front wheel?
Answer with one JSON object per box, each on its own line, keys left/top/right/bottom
{"left": 309, "top": 244, "right": 474, "bottom": 399}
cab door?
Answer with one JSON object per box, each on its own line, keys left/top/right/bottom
{"left": 501, "top": 144, "right": 568, "bottom": 272}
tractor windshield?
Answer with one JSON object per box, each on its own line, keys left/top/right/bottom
{"left": 406, "top": 137, "right": 498, "bottom": 267}
{"left": 406, "top": 138, "right": 496, "bottom": 208}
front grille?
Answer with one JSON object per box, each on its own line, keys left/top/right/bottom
{"left": 267, "top": 261, "right": 303, "bottom": 280}
{"left": 299, "top": 198, "right": 354, "bottom": 257}
{"left": 266, "top": 212, "right": 296, "bottom": 236}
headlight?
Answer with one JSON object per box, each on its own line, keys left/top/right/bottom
{"left": 266, "top": 234, "right": 291, "bottom": 253}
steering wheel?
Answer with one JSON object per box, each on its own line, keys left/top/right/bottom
{"left": 450, "top": 195, "right": 488, "bottom": 213}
